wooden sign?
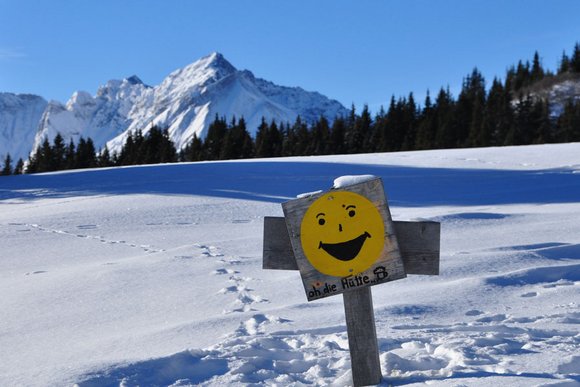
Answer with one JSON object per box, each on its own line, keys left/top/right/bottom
{"left": 264, "top": 176, "right": 441, "bottom": 386}
{"left": 263, "top": 217, "right": 440, "bottom": 275}
{"left": 282, "top": 178, "right": 407, "bottom": 301}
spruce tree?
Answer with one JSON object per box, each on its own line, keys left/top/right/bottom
{"left": 558, "top": 51, "right": 571, "bottom": 74}
{"left": 39, "top": 138, "right": 53, "bottom": 172}
{"left": 329, "top": 116, "right": 346, "bottom": 154}
{"left": 434, "top": 87, "right": 456, "bottom": 149}
{"left": 401, "top": 93, "right": 418, "bottom": 150}
{"left": 64, "top": 139, "right": 76, "bottom": 169}
{"left": 254, "top": 118, "right": 270, "bottom": 158}
{"left": 530, "top": 51, "right": 545, "bottom": 82}
{"left": 1, "top": 154, "right": 12, "bottom": 176}
{"left": 220, "top": 118, "right": 250, "bottom": 160}
{"left": 98, "top": 147, "right": 113, "bottom": 167}
{"left": 571, "top": 42, "right": 580, "bottom": 73}
{"left": 181, "top": 133, "right": 203, "bottom": 162}
{"left": 204, "top": 115, "right": 227, "bottom": 160}
{"left": 14, "top": 158, "right": 24, "bottom": 175}
{"left": 52, "top": 133, "right": 66, "bottom": 171}
{"left": 415, "top": 91, "right": 437, "bottom": 150}
{"left": 293, "top": 116, "right": 310, "bottom": 156}
{"left": 76, "top": 137, "right": 97, "bottom": 169}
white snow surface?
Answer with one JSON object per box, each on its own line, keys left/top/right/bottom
{"left": 1, "top": 143, "right": 579, "bottom": 386}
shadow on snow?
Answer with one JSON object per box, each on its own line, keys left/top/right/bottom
{"left": 1, "top": 160, "right": 579, "bottom": 207}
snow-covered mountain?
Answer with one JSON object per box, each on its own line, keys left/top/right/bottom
{"left": 30, "top": 52, "right": 348, "bottom": 156}
{"left": 0, "top": 93, "right": 47, "bottom": 162}
{"left": 33, "top": 76, "right": 150, "bottom": 157}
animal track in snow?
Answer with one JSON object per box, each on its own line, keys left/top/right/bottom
{"left": 213, "top": 268, "right": 239, "bottom": 275}
{"left": 193, "top": 243, "right": 224, "bottom": 257}
{"left": 220, "top": 273, "right": 269, "bottom": 314}
{"left": 202, "top": 243, "right": 269, "bottom": 314}
{"left": 9, "top": 223, "right": 165, "bottom": 254}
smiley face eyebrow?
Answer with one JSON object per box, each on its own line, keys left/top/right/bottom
{"left": 345, "top": 205, "right": 356, "bottom": 210}
{"left": 316, "top": 213, "right": 325, "bottom": 218}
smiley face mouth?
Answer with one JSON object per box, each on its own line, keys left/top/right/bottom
{"left": 318, "top": 232, "right": 371, "bottom": 261}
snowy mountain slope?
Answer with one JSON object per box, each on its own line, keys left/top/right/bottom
{"left": 32, "top": 52, "right": 348, "bottom": 156}
{"left": 1, "top": 143, "right": 579, "bottom": 386}
{"left": 0, "top": 93, "right": 47, "bottom": 162}
{"left": 32, "top": 76, "right": 151, "bottom": 154}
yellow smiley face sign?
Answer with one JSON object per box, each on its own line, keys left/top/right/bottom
{"left": 300, "top": 191, "right": 385, "bottom": 277}
{"left": 282, "top": 177, "right": 407, "bottom": 301}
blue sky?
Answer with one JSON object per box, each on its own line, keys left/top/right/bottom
{"left": 1, "top": 0, "right": 579, "bottom": 112}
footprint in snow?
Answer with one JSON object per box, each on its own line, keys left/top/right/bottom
{"left": 25, "top": 270, "right": 48, "bottom": 275}
{"left": 213, "top": 268, "right": 239, "bottom": 275}
{"left": 521, "top": 292, "right": 538, "bottom": 297}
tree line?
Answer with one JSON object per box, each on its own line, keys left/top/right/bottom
{"left": 2, "top": 43, "right": 580, "bottom": 176}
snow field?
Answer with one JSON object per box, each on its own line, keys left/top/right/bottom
{"left": 0, "top": 143, "right": 579, "bottom": 386}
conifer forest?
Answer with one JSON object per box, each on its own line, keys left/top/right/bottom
{"left": 3, "top": 43, "right": 580, "bottom": 175}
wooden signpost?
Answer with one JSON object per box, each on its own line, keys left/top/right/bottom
{"left": 263, "top": 178, "right": 440, "bottom": 386}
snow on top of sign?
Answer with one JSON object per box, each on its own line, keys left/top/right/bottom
{"left": 332, "top": 175, "right": 377, "bottom": 189}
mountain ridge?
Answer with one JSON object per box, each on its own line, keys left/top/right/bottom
{"left": 1, "top": 52, "right": 348, "bottom": 162}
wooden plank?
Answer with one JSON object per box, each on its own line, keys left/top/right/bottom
{"left": 395, "top": 221, "right": 440, "bottom": 275}
{"left": 263, "top": 217, "right": 440, "bottom": 275}
{"left": 343, "top": 287, "right": 382, "bottom": 386}
{"left": 262, "top": 216, "right": 298, "bottom": 270}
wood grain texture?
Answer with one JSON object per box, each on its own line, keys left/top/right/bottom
{"left": 343, "top": 287, "right": 382, "bottom": 386}
{"left": 263, "top": 217, "right": 440, "bottom": 275}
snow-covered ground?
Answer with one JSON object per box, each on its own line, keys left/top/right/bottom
{"left": 1, "top": 143, "right": 579, "bottom": 386}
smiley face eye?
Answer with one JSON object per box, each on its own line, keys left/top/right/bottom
{"left": 318, "top": 218, "right": 326, "bottom": 226}
{"left": 348, "top": 210, "right": 356, "bottom": 217}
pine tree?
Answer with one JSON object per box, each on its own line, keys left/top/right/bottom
{"left": 181, "top": 133, "right": 203, "bottom": 162}
{"left": 481, "top": 78, "right": 512, "bottom": 146}
{"left": 64, "top": 139, "right": 76, "bottom": 169}
{"left": 401, "top": 93, "right": 418, "bottom": 150}
{"left": 532, "top": 99, "right": 552, "bottom": 144}
{"left": 329, "top": 116, "right": 347, "bottom": 154}
{"left": 558, "top": 51, "right": 571, "bottom": 74}
{"left": 76, "top": 137, "right": 97, "bottom": 169}
{"left": 98, "top": 147, "right": 113, "bottom": 167}
{"left": 293, "top": 116, "right": 310, "bottom": 156}
{"left": 309, "top": 116, "right": 331, "bottom": 155}
{"left": 556, "top": 100, "right": 580, "bottom": 142}
{"left": 220, "top": 117, "right": 254, "bottom": 159}
{"left": 39, "top": 138, "right": 53, "bottom": 172}
{"left": 254, "top": 118, "right": 270, "bottom": 158}
{"left": 204, "top": 115, "right": 227, "bottom": 160}
{"left": 505, "top": 94, "right": 534, "bottom": 145}
{"left": 52, "top": 133, "right": 66, "bottom": 171}
{"left": 119, "top": 132, "right": 136, "bottom": 165}
{"left": 14, "top": 158, "right": 24, "bottom": 175}
{"left": 530, "top": 51, "right": 545, "bottom": 82}
{"left": 571, "top": 42, "right": 580, "bottom": 73}
{"left": 457, "top": 68, "right": 486, "bottom": 147}
{"left": 415, "top": 91, "right": 437, "bottom": 150}
{"left": 1, "top": 154, "right": 12, "bottom": 176}
{"left": 434, "top": 87, "right": 456, "bottom": 149}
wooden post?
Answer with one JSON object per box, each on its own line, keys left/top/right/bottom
{"left": 343, "top": 287, "right": 382, "bottom": 386}
{"left": 262, "top": 178, "right": 441, "bottom": 387}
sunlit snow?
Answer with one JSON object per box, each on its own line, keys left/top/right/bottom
{"left": 1, "top": 143, "right": 579, "bottom": 386}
